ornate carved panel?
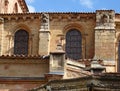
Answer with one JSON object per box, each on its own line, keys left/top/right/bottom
{"left": 66, "top": 29, "right": 82, "bottom": 60}
{"left": 14, "top": 30, "right": 29, "bottom": 55}
{"left": 95, "top": 10, "right": 115, "bottom": 29}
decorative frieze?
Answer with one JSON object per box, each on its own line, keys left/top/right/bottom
{"left": 2, "top": 15, "right": 40, "bottom": 22}
{"left": 50, "top": 13, "right": 95, "bottom": 22}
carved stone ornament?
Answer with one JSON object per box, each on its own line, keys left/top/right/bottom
{"left": 40, "top": 13, "right": 49, "bottom": 30}
{"left": 41, "top": 13, "right": 49, "bottom": 23}
{"left": 95, "top": 10, "right": 115, "bottom": 29}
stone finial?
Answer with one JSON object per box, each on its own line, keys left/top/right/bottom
{"left": 85, "top": 59, "right": 105, "bottom": 74}
{"left": 90, "top": 60, "right": 105, "bottom": 74}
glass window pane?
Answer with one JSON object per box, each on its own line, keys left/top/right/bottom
{"left": 14, "top": 30, "right": 29, "bottom": 55}
{"left": 66, "top": 29, "right": 82, "bottom": 60}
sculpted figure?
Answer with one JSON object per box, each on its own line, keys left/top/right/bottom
{"left": 41, "top": 13, "right": 49, "bottom": 23}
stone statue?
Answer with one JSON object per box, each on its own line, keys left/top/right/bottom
{"left": 41, "top": 13, "right": 49, "bottom": 30}
{"left": 41, "top": 13, "right": 49, "bottom": 23}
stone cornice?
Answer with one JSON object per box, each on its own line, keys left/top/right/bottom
{"left": 31, "top": 73, "right": 120, "bottom": 91}
{"left": 0, "top": 13, "right": 41, "bottom": 21}
{"left": 0, "top": 13, "right": 96, "bottom": 22}
{"left": 96, "top": 10, "right": 114, "bottom": 12}
{"left": 0, "top": 77, "right": 47, "bottom": 84}
{"left": 0, "top": 59, "right": 49, "bottom": 64}
{"left": 49, "top": 13, "right": 96, "bottom": 21}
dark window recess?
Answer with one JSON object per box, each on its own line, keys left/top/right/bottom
{"left": 66, "top": 29, "right": 82, "bottom": 60}
{"left": 14, "top": 30, "right": 29, "bottom": 55}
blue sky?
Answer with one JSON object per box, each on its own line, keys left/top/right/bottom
{"left": 26, "top": 0, "right": 120, "bottom": 13}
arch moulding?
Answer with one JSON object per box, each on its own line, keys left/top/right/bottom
{"left": 63, "top": 23, "right": 86, "bottom": 59}
{"left": 63, "top": 23, "right": 85, "bottom": 35}
{"left": 10, "top": 24, "right": 32, "bottom": 55}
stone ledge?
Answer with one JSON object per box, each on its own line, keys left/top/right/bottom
{"left": 0, "top": 77, "right": 47, "bottom": 84}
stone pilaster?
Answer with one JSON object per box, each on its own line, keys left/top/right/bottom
{"left": 39, "top": 13, "right": 50, "bottom": 55}
{"left": 0, "top": 17, "right": 4, "bottom": 55}
{"left": 94, "top": 10, "right": 116, "bottom": 72}
{"left": 50, "top": 42, "right": 65, "bottom": 73}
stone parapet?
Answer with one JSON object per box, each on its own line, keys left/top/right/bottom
{"left": 30, "top": 73, "right": 120, "bottom": 91}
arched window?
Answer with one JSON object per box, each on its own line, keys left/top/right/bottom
{"left": 14, "top": 30, "right": 29, "bottom": 55}
{"left": 66, "top": 29, "right": 82, "bottom": 60}
{"left": 4, "top": 0, "right": 9, "bottom": 13}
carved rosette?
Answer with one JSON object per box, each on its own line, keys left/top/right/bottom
{"left": 95, "top": 10, "right": 115, "bottom": 29}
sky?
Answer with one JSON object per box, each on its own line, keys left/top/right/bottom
{"left": 26, "top": 0, "right": 120, "bottom": 13}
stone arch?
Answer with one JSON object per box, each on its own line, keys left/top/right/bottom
{"left": 63, "top": 23, "right": 86, "bottom": 59}
{"left": 63, "top": 23, "right": 84, "bottom": 34}
{"left": 12, "top": 24, "right": 31, "bottom": 34}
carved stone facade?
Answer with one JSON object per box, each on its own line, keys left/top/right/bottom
{"left": 0, "top": 0, "right": 120, "bottom": 90}
{"left": 96, "top": 10, "right": 115, "bottom": 29}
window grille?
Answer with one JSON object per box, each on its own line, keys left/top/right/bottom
{"left": 14, "top": 30, "right": 29, "bottom": 55}
{"left": 66, "top": 29, "right": 82, "bottom": 60}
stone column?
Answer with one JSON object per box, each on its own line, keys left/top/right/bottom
{"left": 29, "top": 34, "right": 34, "bottom": 55}
{"left": 39, "top": 13, "right": 50, "bottom": 55}
{"left": 94, "top": 10, "right": 116, "bottom": 72}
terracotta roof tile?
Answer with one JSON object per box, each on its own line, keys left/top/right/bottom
{"left": 0, "top": 55, "right": 50, "bottom": 59}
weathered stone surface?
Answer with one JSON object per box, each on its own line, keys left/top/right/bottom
{"left": 0, "top": 0, "right": 120, "bottom": 90}
{"left": 30, "top": 73, "right": 120, "bottom": 91}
